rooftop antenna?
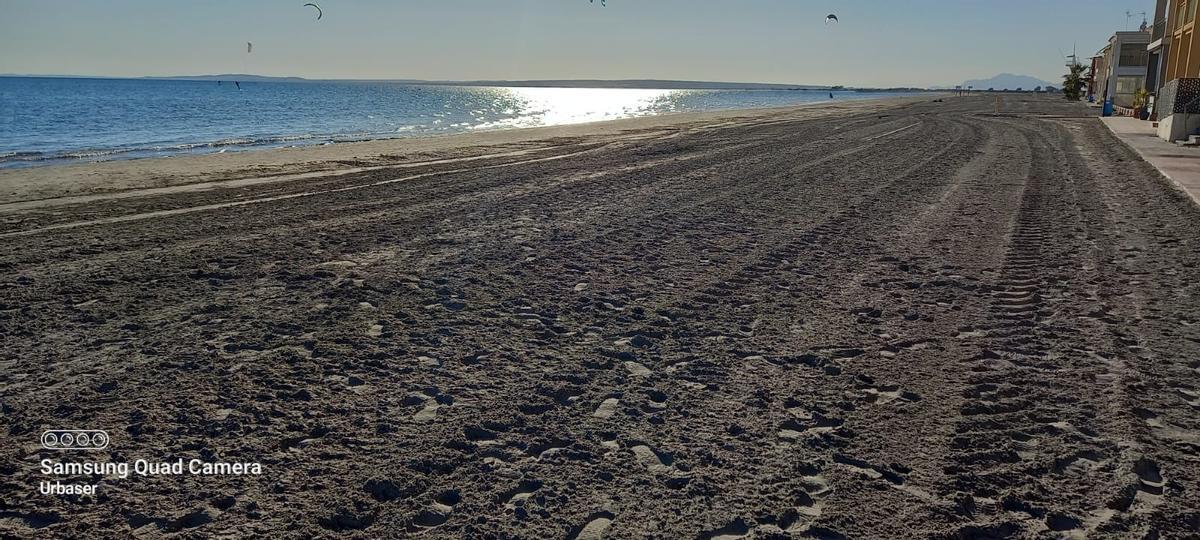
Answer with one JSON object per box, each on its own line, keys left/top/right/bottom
{"left": 1126, "top": 10, "right": 1147, "bottom": 31}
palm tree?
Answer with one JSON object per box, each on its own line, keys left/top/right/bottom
{"left": 1062, "top": 63, "right": 1088, "bottom": 101}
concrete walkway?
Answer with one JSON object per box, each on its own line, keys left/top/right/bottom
{"left": 1101, "top": 116, "right": 1200, "bottom": 207}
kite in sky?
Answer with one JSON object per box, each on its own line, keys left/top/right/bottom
{"left": 304, "top": 3, "right": 323, "bottom": 20}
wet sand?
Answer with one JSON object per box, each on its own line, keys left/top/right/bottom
{"left": 1, "top": 95, "right": 1198, "bottom": 538}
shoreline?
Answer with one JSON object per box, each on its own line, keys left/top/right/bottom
{"left": 0, "top": 89, "right": 922, "bottom": 172}
{"left": 0, "top": 95, "right": 936, "bottom": 206}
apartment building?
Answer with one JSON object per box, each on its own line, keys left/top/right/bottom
{"left": 1099, "top": 32, "right": 1152, "bottom": 108}
{"left": 1156, "top": 0, "right": 1200, "bottom": 139}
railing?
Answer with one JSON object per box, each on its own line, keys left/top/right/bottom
{"left": 1179, "top": 91, "right": 1200, "bottom": 114}
{"left": 1153, "top": 18, "right": 1167, "bottom": 41}
{"left": 1156, "top": 78, "right": 1200, "bottom": 117}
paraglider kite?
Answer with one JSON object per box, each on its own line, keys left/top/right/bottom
{"left": 304, "top": 3, "right": 323, "bottom": 20}
{"left": 826, "top": 14, "right": 839, "bottom": 24}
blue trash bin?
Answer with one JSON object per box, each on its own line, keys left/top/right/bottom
{"left": 1102, "top": 99, "right": 1114, "bottom": 117}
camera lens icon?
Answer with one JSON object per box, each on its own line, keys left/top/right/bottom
{"left": 41, "top": 430, "right": 110, "bottom": 450}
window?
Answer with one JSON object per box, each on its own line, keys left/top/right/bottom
{"left": 1119, "top": 45, "right": 1149, "bottom": 67}
{"left": 1116, "top": 76, "right": 1145, "bottom": 96}
{"left": 1114, "top": 76, "right": 1145, "bottom": 107}
{"left": 1180, "top": 0, "right": 1197, "bottom": 27}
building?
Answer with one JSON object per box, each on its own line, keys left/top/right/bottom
{"left": 1088, "top": 54, "right": 1104, "bottom": 101}
{"left": 1146, "top": 0, "right": 1171, "bottom": 113}
{"left": 1093, "top": 47, "right": 1112, "bottom": 104}
{"left": 1156, "top": 0, "right": 1200, "bottom": 140}
{"left": 1098, "top": 31, "right": 1152, "bottom": 108}
{"left": 1165, "top": 0, "right": 1200, "bottom": 80}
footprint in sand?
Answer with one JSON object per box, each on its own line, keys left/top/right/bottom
{"left": 630, "top": 445, "right": 673, "bottom": 474}
{"left": 1052, "top": 450, "right": 1102, "bottom": 476}
{"left": 777, "top": 413, "right": 844, "bottom": 441}
{"left": 1134, "top": 458, "right": 1165, "bottom": 495}
{"left": 629, "top": 449, "right": 692, "bottom": 488}
{"left": 571, "top": 512, "right": 615, "bottom": 540}
{"left": 413, "top": 403, "right": 439, "bottom": 422}
{"left": 643, "top": 389, "right": 668, "bottom": 410}
{"left": 414, "top": 490, "right": 460, "bottom": 528}
{"left": 593, "top": 398, "right": 620, "bottom": 419}
{"left": 777, "top": 473, "right": 832, "bottom": 533}
{"left": 858, "top": 381, "right": 920, "bottom": 405}
{"left": 700, "top": 518, "right": 751, "bottom": 540}
{"left": 408, "top": 393, "right": 441, "bottom": 422}
{"left": 599, "top": 432, "right": 620, "bottom": 451}
{"left": 502, "top": 480, "right": 542, "bottom": 509}
{"left": 624, "top": 362, "right": 652, "bottom": 377}
{"left": 834, "top": 454, "right": 905, "bottom": 485}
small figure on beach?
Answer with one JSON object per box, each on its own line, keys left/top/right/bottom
{"left": 829, "top": 92, "right": 834, "bottom": 99}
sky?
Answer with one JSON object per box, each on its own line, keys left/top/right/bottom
{"left": 0, "top": 0, "right": 1155, "bottom": 87}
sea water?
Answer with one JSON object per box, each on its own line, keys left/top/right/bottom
{"left": 0, "top": 77, "right": 917, "bottom": 168}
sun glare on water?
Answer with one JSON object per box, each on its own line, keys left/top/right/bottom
{"left": 470, "top": 87, "right": 683, "bottom": 130}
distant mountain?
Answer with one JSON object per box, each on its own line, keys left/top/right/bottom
{"left": 961, "top": 74, "right": 1057, "bottom": 91}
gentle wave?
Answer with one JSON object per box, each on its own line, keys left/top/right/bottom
{"left": 0, "top": 151, "right": 46, "bottom": 163}
{"left": 0, "top": 135, "right": 339, "bottom": 165}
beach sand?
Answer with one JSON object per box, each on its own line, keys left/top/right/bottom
{"left": 1, "top": 95, "right": 1198, "bottom": 538}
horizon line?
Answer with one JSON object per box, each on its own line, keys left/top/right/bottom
{"left": 0, "top": 73, "right": 948, "bottom": 90}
